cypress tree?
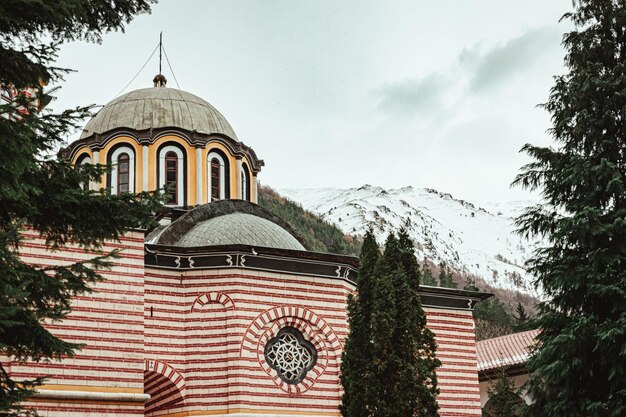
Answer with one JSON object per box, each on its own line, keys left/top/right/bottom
{"left": 0, "top": 1, "right": 160, "bottom": 414}
{"left": 341, "top": 230, "right": 440, "bottom": 417}
{"left": 513, "top": 1, "right": 626, "bottom": 416}
{"left": 369, "top": 234, "right": 398, "bottom": 417}
{"left": 396, "top": 228, "right": 440, "bottom": 417}
{"left": 340, "top": 231, "right": 380, "bottom": 417}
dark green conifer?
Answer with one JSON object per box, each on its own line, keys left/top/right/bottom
{"left": 341, "top": 231, "right": 440, "bottom": 417}
{"left": 396, "top": 228, "right": 440, "bottom": 417}
{"left": 369, "top": 234, "right": 398, "bottom": 417}
{"left": 513, "top": 1, "right": 626, "bottom": 416}
{"left": 438, "top": 262, "right": 457, "bottom": 288}
{"left": 421, "top": 263, "right": 437, "bottom": 286}
{"left": 0, "top": 1, "right": 159, "bottom": 414}
{"left": 512, "top": 302, "right": 530, "bottom": 332}
{"left": 340, "top": 231, "right": 380, "bottom": 417}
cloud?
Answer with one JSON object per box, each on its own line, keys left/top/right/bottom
{"left": 374, "top": 73, "right": 449, "bottom": 116}
{"left": 373, "top": 26, "right": 562, "bottom": 116}
{"left": 463, "top": 26, "right": 562, "bottom": 92}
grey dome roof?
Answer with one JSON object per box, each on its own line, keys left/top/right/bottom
{"left": 176, "top": 212, "right": 305, "bottom": 250}
{"left": 80, "top": 87, "right": 238, "bottom": 139}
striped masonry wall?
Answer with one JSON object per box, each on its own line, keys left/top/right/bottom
{"left": 12, "top": 231, "right": 484, "bottom": 417}
{"left": 426, "top": 308, "right": 482, "bottom": 417}
{"left": 13, "top": 230, "right": 147, "bottom": 417}
{"left": 143, "top": 267, "right": 352, "bottom": 417}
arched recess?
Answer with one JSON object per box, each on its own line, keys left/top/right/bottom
{"left": 191, "top": 291, "right": 235, "bottom": 312}
{"left": 144, "top": 360, "right": 185, "bottom": 416}
{"left": 76, "top": 153, "right": 92, "bottom": 191}
{"left": 107, "top": 143, "right": 135, "bottom": 194}
{"left": 482, "top": 393, "right": 526, "bottom": 417}
{"left": 241, "top": 161, "right": 251, "bottom": 201}
{"left": 207, "top": 148, "right": 230, "bottom": 201}
{"left": 240, "top": 306, "right": 342, "bottom": 394}
{"left": 157, "top": 143, "right": 187, "bottom": 207}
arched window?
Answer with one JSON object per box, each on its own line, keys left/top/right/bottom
{"left": 118, "top": 153, "right": 130, "bottom": 193}
{"left": 77, "top": 154, "right": 91, "bottom": 191}
{"left": 207, "top": 150, "right": 228, "bottom": 201}
{"left": 241, "top": 162, "right": 251, "bottom": 201}
{"left": 165, "top": 151, "right": 178, "bottom": 204}
{"left": 211, "top": 158, "right": 221, "bottom": 201}
{"left": 109, "top": 145, "right": 135, "bottom": 195}
{"left": 158, "top": 144, "right": 185, "bottom": 206}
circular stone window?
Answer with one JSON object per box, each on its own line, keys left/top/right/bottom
{"left": 264, "top": 327, "right": 317, "bottom": 384}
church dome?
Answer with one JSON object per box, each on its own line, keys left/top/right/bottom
{"left": 151, "top": 200, "right": 307, "bottom": 251}
{"left": 177, "top": 213, "right": 305, "bottom": 250}
{"left": 80, "top": 87, "right": 238, "bottom": 140}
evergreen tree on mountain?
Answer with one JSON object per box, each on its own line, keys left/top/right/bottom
{"left": 0, "top": 1, "right": 159, "bottom": 414}
{"left": 512, "top": 302, "right": 531, "bottom": 332}
{"left": 438, "top": 262, "right": 457, "bottom": 288}
{"left": 513, "top": 1, "right": 626, "bottom": 416}
{"left": 421, "top": 263, "right": 437, "bottom": 286}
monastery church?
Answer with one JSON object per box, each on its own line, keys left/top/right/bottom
{"left": 9, "top": 72, "right": 500, "bottom": 417}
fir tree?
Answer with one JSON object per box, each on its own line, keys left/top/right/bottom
{"left": 513, "top": 1, "right": 626, "bottom": 416}
{"left": 0, "top": 1, "right": 159, "bottom": 414}
{"left": 340, "top": 231, "right": 380, "bottom": 417}
{"left": 512, "top": 302, "right": 530, "bottom": 332}
{"left": 438, "top": 262, "right": 457, "bottom": 288}
{"left": 421, "top": 263, "right": 437, "bottom": 286}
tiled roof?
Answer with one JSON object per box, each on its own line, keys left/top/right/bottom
{"left": 476, "top": 329, "right": 539, "bottom": 372}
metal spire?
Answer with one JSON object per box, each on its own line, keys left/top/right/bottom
{"left": 153, "top": 32, "right": 167, "bottom": 87}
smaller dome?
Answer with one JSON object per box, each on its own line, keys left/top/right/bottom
{"left": 177, "top": 213, "right": 305, "bottom": 250}
{"left": 150, "top": 200, "right": 308, "bottom": 251}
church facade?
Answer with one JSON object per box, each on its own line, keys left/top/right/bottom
{"left": 11, "top": 76, "right": 490, "bottom": 417}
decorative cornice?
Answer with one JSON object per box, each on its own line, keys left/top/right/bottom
{"left": 145, "top": 243, "right": 359, "bottom": 282}
{"left": 59, "top": 126, "right": 264, "bottom": 172}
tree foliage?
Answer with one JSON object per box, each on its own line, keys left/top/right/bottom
{"left": 341, "top": 229, "right": 440, "bottom": 417}
{"left": 258, "top": 185, "right": 362, "bottom": 255}
{"left": 513, "top": 1, "right": 626, "bottom": 416}
{"left": 0, "top": 1, "right": 158, "bottom": 414}
{"left": 483, "top": 366, "right": 527, "bottom": 417}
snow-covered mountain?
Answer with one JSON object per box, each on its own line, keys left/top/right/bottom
{"left": 280, "top": 185, "right": 540, "bottom": 296}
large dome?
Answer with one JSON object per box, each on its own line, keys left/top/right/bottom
{"left": 80, "top": 87, "right": 238, "bottom": 139}
{"left": 177, "top": 213, "right": 305, "bottom": 250}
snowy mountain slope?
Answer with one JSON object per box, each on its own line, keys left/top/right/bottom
{"left": 280, "top": 185, "right": 540, "bottom": 295}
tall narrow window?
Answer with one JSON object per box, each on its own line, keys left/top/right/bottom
{"left": 165, "top": 151, "right": 178, "bottom": 204}
{"left": 241, "top": 163, "right": 251, "bottom": 201}
{"left": 158, "top": 145, "right": 185, "bottom": 206}
{"left": 208, "top": 151, "right": 228, "bottom": 201}
{"left": 211, "top": 158, "right": 221, "bottom": 201}
{"left": 118, "top": 153, "right": 130, "bottom": 193}
{"left": 241, "top": 172, "right": 248, "bottom": 201}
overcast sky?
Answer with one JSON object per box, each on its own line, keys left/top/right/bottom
{"left": 52, "top": 0, "right": 573, "bottom": 203}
